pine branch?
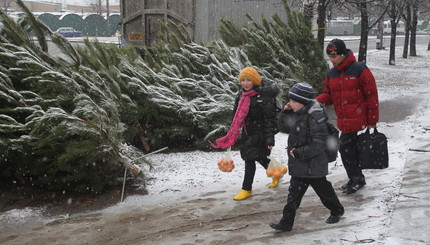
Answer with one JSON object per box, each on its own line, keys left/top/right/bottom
{"left": 16, "top": 0, "right": 50, "bottom": 52}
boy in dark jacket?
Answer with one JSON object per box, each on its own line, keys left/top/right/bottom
{"left": 270, "top": 82, "right": 344, "bottom": 232}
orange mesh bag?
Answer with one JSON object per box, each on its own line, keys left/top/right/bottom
{"left": 217, "top": 147, "right": 235, "bottom": 172}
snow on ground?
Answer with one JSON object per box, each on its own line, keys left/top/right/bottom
{"left": 1, "top": 38, "right": 430, "bottom": 244}
{"left": 107, "top": 41, "right": 430, "bottom": 243}
{"left": 114, "top": 39, "right": 430, "bottom": 209}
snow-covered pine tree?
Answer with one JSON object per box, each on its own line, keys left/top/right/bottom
{"left": 0, "top": 7, "right": 150, "bottom": 193}
{"left": 218, "top": 2, "right": 328, "bottom": 96}
{"left": 2, "top": 1, "right": 330, "bottom": 195}
{"left": 98, "top": 20, "right": 246, "bottom": 149}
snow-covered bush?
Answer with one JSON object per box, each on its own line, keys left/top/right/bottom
{"left": 0, "top": 3, "right": 147, "bottom": 193}
{"left": 218, "top": 3, "right": 328, "bottom": 95}
{"left": 0, "top": 1, "right": 328, "bottom": 194}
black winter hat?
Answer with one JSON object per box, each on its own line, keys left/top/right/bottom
{"left": 288, "top": 82, "right": 314, "bottom": 105}
{"left": 326, "top": 38, "right": 347, "bottom": 55}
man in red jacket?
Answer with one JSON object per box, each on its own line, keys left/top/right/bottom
{"left": 316, "top": 39, "right": 379, "bottom": 194}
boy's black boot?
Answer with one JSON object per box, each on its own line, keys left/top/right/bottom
{"left": 270, "top": 220, "right": 292, "bottom": 231}
{"left": 326, "top": 209, "right": 344, "bottom": 224}
{"left": 341, "top": 180, "right": 352, "bottom": 190}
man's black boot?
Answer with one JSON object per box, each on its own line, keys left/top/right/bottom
{"left": 343, "top": 182, "right": 366, "bottom": 194}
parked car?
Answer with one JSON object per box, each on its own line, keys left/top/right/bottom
{"left": 56, "top": 27, "right": 82, "bottom": 37}
{"left": 416, "top": 29, "right": 430, "bottom": 35}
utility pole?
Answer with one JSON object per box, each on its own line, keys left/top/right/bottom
{"left": 376, "top": 0, "right": 385, "bottom": 49}
{"left": 376, "top": 19, "right": 384, "bottom": 49}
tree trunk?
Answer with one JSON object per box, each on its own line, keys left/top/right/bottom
{"left": 98, "top": 0, "right": 102, "bottom": 15}
{"left": 358, "top": 1, "right": 369, "bottom": 63}
{"left": 402, "top": 3, "right": 411, "bottom": 59}
{"left": 389, "top": 19, "right": 397, "bottom": 65}
{"left": 135, "top": 121, "right": 151, "bottom": 152}
{"left": 316, "top": 0, "right": 327, "bottom": 51}
{"left": 106, "top": 0, "right": 110, "bottom": 37}
{"left": 428, "top": 39, "right": 430, "bottom": 51}
{"left": 410, "top": 3, "right": 418, "bottom": 56}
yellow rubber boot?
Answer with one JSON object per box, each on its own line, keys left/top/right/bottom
{"left": 233, "top": 189, "right": 252, "bottom": 200}
{"left": 268, "top": 178, "right": 280, "bottom": 188}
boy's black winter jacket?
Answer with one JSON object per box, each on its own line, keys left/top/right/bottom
{"left": 233, "top": 80, "right": 279, "bottom": 161}
{"left": 278, "top": 101, "right": 330, "bottom": 178}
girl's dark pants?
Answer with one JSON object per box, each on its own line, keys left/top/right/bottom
{"left": 279, "top": 176, "right": 344, "bottom": 229}
{"left": 242, "top": 156, "right": 270, "bottom": 191}
{"left": 339, "top": 132, "right": 366, "bottom": 184}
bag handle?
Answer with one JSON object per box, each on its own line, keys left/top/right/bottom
{"left": 364, "top": 127, "right": 379, "bottom": 140}
{"left": 365, "top": 127, "right": 379, "bottom": 134}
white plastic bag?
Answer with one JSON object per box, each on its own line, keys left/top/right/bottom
{"left": 266, "top": 156, "right": 287, "bottom": 179}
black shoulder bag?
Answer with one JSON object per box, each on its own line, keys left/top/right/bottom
{"left": 357, "top": 128, "right": 389, "bottom": 169}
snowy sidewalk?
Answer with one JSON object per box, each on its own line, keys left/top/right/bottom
{"left": 385, "top": 99, "right": 430, "bottom": 244}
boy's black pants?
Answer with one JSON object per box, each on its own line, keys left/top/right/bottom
{"left": 280, "top": 176, "right": 344, "bottom": 229}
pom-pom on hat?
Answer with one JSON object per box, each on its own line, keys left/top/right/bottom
{"left": 326, "top": 38, "right": 347, "bottom": 56}
{"left": 238, "top": 67, "right": 262, "bottom": 86}
{"left": 288, "top": 82, "right": 314, "bottom": 105}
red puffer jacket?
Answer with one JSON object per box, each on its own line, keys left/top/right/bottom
{"left": 316, "top": 51, "right": 379, "bottom": 133}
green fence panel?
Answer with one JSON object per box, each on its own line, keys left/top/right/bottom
{"left": 38, "top": 13, "right": 61, "bottom": 32}
{"left": 84, "top": 14, "right": 107, "bottom": 37}
{"left": 61, "top": 13, "right": 85, "bottom": 33}
{"left": 107, "top": 14, "right": 121, "bottom": 36}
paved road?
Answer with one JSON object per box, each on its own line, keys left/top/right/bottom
{"left": 48, "top": 35, "right": 429, "bottom": 58}
{"left": 326, "top": 35, "right": 430, "bottom": 52}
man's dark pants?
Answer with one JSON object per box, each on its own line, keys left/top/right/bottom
{"left": 339, "top": 132, "right": 366, "bottom": 184}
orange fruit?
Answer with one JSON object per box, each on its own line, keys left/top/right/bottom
{"left": 280, "top": 165, "right": 288, "bottom": 174}
{"left": 226, "top": 165, "right": 234, "bottom": 172}
{"left": 273, "top": 170, "right": 282, "bottom": 179}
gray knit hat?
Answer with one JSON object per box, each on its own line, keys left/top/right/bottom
{"left": 288, "top": 82, "right": 314, "bottom": 105}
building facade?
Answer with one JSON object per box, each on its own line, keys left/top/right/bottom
{"left": 121, "top": 0, "right": 289, "bottom": 46}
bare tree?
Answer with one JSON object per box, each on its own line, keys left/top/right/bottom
{"left": 424, "top": 1, "right": 430, "bottom": 50}
{"left": 410, "top": 1, "right": 418, "bottom": 56}
{"left": 345, "top": 0, "right": 388, "bottom": 63}
{"left": 1, "top": 0, "right": 13, "bottom": 13}
{"left": 428, "top": 37, "right": 430, "bottom": 51}
{"left": 316, "top": 0, "right": 332, "bottom": 50}
{"left": 402, "top": 0, "right": 429, "bottom": 56}
{"left": 418, "top": 0, "right": 430, "bottom": 51}
{"left": 387, "top": 0, "right": 406, "bottom": 65}
{"left": 90, "top": 0, "right": 103, "bottom": 15}
{"left": 290, "top": 0, "right": 334, "bottom": 49}
{"left": 402, "top": 1, "right": 411, "bottom": 58}
{"left": 106, "top": 0, "right": 110, "bottom": 35}
{"left": 285, "top": 0, "right": 329, "bottom": 51}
